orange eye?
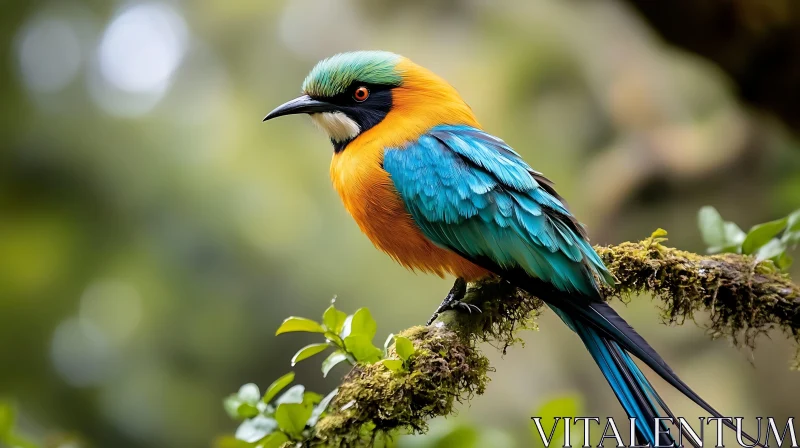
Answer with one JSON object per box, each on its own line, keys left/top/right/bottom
{"left": 353, "top": 86, "right": 369, "bottom": 102}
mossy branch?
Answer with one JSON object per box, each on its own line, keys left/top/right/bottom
{"left": 310, "top": 238, "right": 800, "bottom": 447}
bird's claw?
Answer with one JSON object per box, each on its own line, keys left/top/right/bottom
{"left": 427, "top": 299, "right": 482, "bottom": 325}
{"left": 452, "top": 301, "right": 482, "bottom": 315}
{"left": 427, "top": 277, "right": 474, "bottom": 325}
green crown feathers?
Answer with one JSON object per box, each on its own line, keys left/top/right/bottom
{"left": 302, "top": 51, "right": 403, "bottom": 98}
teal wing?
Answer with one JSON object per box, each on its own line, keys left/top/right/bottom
{"left": 382, "top": 125, "right": 612, "bottom": 297}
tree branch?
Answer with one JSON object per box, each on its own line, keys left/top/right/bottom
{"left": 310, "top": 238, "right": 800, "bottom": 446}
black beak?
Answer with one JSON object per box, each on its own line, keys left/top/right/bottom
{"left": 263, "top": 95, "right": 336, "bottom": 121}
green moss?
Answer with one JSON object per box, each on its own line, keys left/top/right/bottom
{"left": 312, "top": 326, "right": 491, "bottom": 446}
{"left": 595, "top": 240, "right": 800, "bottom": 361}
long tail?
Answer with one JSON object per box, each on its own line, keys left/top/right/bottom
{"left": 552, "top": 304, "right": 680, "bottom": 446}
{"left": 546, "top": 298, "right": 764, "bottom": 447}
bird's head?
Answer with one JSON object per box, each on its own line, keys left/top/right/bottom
{"left": 264, "top": 51, "right": 478, "bottom": 152}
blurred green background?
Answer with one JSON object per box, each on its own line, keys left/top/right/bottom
{"left": 2, "top": 1, "right": 800, "bottom": 447}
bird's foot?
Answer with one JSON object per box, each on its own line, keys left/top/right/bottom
{"left": 444, "top": 300, "right": 483, "bottom": 315}
{"left": 426, "top": 278, "right": 481, "bottom": 325}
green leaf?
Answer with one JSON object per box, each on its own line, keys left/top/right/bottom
{"left": 0, "top": 401, "right": 15, "bottom": 440}
{"left": 381, "top": 359, "right": 404, "bottom": 372}
{"left": 742, "top": 217, "right": 788, "bottom": 255}
{"left": 651, "top": 228, "right": 668, "bottom": 238}
{"left": 235, "top": 416, "right": 278, "bottom": 443}
{"left": 531, "top": 395, "right": 583, "bottom": 448}
{"left": 291, "top": 343, "right": 330, "bottom": 366}
{"left": 647, "top": 228, "right": 668, "bottom": 245}
{"left": 224, "top": 387, "right": 261, "bottom": 420}
{"left": 303, "top": 391, "right": 323, "bottom": 407}
{"left": 721, "top": 222, "right": 747, "bottom": 252}
{"left": 777, "top": 252, "right": 794, "bottom": 271}
{"left": 708, "top": 226, "right": 747, "bottom": 253}
{"left": 259, "top": 431, "right": 290, "bottom": 448}
{"left": 383, "top": 333, "right": 394, "bottom": 355}
{"left": 536, "top": 394, "right": 582, "bottom": 419}
{"left": 783, "top": 230, "right": 800, "bottom": 246}
{"left": 435, "top": 424, "right": 479, "bottom": 448}
{"left": 344, "top": 335, "right": 383, "bottom": 363}
{"left": 787, "top": 209, "right": 800, "bottom": 232}
{"left": 263, "top": 372, "right": 295, "bottom": 405}
{"left": 323, "top": 330, "right": 344, "bottom": 349}
{"left": 698, "top": 206, "right": 726, "bottom": 248}
{"left": 713, "top": 243, "right": 741, "bottom": 254}
{"left": 275, "top": 403, "right": 313, "bottom": 437}
{"left": 274, "top": 385, "right": 305, "bottom": 406}
{"left": 755, "top": 238, "right": 787, "bottom": 262}
{"left": 237, "top": 403, "right": 259, "bottom": 419}
{"left": 530, "top": 394, "right": 583, "bottom": 446}
{"left": 323, "top": 305, "right": 348, "bottom": 334}
{"left": 394, "top": 336, "right": 415, "bottom": 361}
{"left": 700, "top": 207, "right": 749, "bottom": 253}
{"left": 223, "top": 394, "right": 242, "bottom": 420}
{"left": 275, "top": 317, "right": 325, "bottom": 335}
{"left": 238, "top": 383, "right": 261, "bottom": 404}
{"left": 322, "top": 351, "right": 349, "bottom": 377}
{"left": 349, "top": 308, "right": 377, "bottom": 339}
{"left": 307, "top": 389, "right": 338, "bottom": 427}
{"left": 339, "top": 315, "right": 354, "bottom": 339}
{"left": 213, "top": 435, "right": 253, "bottom": 448}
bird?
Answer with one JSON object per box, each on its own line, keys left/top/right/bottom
{"left": 263, "top": 51, "right": 758, "bottom": 447}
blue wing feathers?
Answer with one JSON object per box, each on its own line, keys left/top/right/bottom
{"left": 384, "top": 124, "right": 610, "bottom": 296}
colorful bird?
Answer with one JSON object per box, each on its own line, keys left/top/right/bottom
{"left": 264, "top": 51, "right": 756, "bottom": 446}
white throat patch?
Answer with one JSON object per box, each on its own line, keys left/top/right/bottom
{"left": 310, "top": 112, "right": 361, "bottom": 143}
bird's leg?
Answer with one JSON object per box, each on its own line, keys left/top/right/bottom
{"left": 426, "top": 277, "right": 481, "bottom": 325}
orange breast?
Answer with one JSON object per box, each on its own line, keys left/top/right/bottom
{"left": 328, "top": 58, "right": 489, "bottom": 281}
{"left": 329, "top": 141, "right": 488, "bottom": 281}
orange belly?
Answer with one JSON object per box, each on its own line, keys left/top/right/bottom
{"left": 329, "top": 138, "right": 488, "bottom": 281}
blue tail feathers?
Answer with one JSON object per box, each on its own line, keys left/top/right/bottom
{"left": 552, "top": 305, "right": 674, "bottom": 446}
{"left": 549, "top": 301, "right": 762, "bottom": 448}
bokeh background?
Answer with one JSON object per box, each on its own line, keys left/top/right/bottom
{"left": 3, "top": 0, "right": 800, "bottom": 447}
